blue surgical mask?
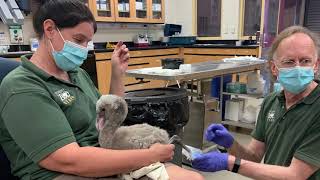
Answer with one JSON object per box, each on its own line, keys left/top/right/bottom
{"left": 50, "top": 28, "right": 88, "bottom": 71}
{"left": 277, "top": 66, "right": 314, "bottom": 94}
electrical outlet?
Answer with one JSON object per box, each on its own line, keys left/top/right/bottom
{"left": 9, "top": 26, "right": 23, "bottom": 44}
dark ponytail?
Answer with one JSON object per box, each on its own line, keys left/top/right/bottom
{"left": 33, "top": 0, "right": 97, "bottom": 38}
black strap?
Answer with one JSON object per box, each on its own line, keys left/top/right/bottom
{"left": 232, "top": 157, "right": 241, "bottom": 173}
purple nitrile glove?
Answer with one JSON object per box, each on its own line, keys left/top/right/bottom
{"left": 192, "top": 151, "right": 228, "bottom": 172}
{"left": 205, "top": 124, "right": 234, "bottom": 148}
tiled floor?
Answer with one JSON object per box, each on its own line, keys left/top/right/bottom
{"left": 184, "top": 132, "right": 253, "bottom": 180}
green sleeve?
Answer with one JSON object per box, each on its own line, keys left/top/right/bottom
{"left": 294, "top": 116, "right": 320, "bottom": 168}
{"left": 1, "top": 91, "right": 76, "bottom": 163}
{"left": 251, "top": 98, "right": 267, "bottom": 142}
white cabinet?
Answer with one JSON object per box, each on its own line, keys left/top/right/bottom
{"left": 221, "top": 0, "right": 240, "bottom": 40}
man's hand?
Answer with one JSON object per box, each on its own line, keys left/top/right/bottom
{"left": 111, "top": 41, "right": 129, "bottom": 76}
{"left": 205, "top": 124, "right": 234, "bottom": 148}
{"left": 192, "top": 151, "right": 228, "bottom": 172}
{"left": 149, "top": 143, "right": 175, "bottom": 163}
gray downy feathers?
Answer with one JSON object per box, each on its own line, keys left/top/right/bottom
{"left": 96, "top": 94, "right": 170, "bottom": 149}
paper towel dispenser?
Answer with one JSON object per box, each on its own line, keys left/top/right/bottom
{"left": 16, "top": 0, "right": 31, "bottom": 15}
{"left": 164, "top": 24, "right": 182, "bottom": 37}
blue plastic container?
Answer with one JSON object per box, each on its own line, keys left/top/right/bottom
{"left": 211, "top": 75, "right": 232, "bottom": 120}
{"left": 168, "top": 36, "right": 197, "bottom": 45}
{"left": 211, "top": 75, "right": 232, "bottom": 99}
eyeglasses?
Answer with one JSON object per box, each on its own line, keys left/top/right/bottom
{"left": 276, "top": 58, "right": 315, "bottom": 68}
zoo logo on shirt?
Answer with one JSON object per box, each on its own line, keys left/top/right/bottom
{"left": 267, "top": 110, "right": 276, "bottom": 122}
{"left": 55, "top": 89, "right": 75, "bottom": 105}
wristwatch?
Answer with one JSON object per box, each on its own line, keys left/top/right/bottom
{"left": 232, "top": 157, "right": 241, "bottom": 173}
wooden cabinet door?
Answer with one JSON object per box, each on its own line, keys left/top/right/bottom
{"left": 114, "top": 0, "right": 136, "bottom": 22}
{"left": 197, "top": 0, "right": 221, "bottom": 37}
{"left": 132, "top": 0, "right": 149, "bottom": 22}
{"left": 96, "top": 61, "right": 112, "bottom": 94}
{"left": 89, "top": 0, "right": 165, "bottom": 23}
{"left": 240, "top": 0, "right": 262, "bottom": 40}
{"left": 148, "top": 0, "right": 165, "bottom": 23}
{"left": 90, "top": 0, "right": 116, "bottom": 22}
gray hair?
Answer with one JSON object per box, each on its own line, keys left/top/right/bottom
{"left": 268, "top": 26, "right": 320, "bottom": 61}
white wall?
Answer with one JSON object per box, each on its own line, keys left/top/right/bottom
{"left": 170, "top": 0, "right": 194, "bottom": 36}
{"left": 165, "top": 0, "right": 194, "bottom": 36}
{"left": 93, "top": 23, "right": 164, "bottom": 43}
{"left": 0, "top": 0, "right": 195, "bottom": 45}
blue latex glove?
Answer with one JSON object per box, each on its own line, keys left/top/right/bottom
{"left": 205, "top": 124, "right": 234, "bottom": 148}
{"left": 192, "top": 151, "right": 228, "bottom": 172}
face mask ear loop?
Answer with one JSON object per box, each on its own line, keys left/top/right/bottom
{"left": 273, "top": 62, "right": 281, "bottom": 82}
{"left": 48, "top": 27, "right": 65, "bottom": 53}
{"left": 272, "top": 59, "right": 280, "bottom": 69}
{"left": 56, "top": 28, "right": 66, "bottom": 42}
{"left": 48, "top": 39, "right": 56, "bottom": 52}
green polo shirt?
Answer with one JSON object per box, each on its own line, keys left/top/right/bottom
{"left": 0, "top": 56, "right": 101, "bottom": 180}
{"left": 252, "top": 82, "right": 320, "bottom": 180}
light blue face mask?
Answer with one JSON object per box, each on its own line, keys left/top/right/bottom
{"left": 50, "top": 28, "right": 88, "bottom": 71}
{"left": 277, "top": 66, "right": 315, "bottom": 94}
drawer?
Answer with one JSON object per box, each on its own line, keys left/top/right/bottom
{"left": 184, "top": 48, "right": 238, "bottom": 55}
{"left": 128, "top": 58, "right": 161, "bottom": 67}
{"left": 125, "top": 80, "right": 166, "bottom": 92}
{"left": 124, "top": 76, "right": 143, "bottom": 85}
{"left": 184, "top": 48, "right": 259, "bottom": 56}
{"left": 95, "top": 48, "right": 180, "bottom": 60}
{"left": 128, "top": 55, "right": 179, "bottom": 69}
{"left": 95, "top": 52, "right": 112, "bottom": 60}
{"left": 129, "top": 48, "right": 180, "bottom": 58}
{"left": 235, "top": 48, "right": 259, "bottom": 56}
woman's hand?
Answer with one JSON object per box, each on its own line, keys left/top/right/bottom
{"left": 111, "top": 41, "right": 129, "bottom": 77}
{"left": 149, "top": 143, "right": 175, "bottom": 163}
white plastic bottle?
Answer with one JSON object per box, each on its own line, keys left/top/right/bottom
{"left": 247, "top": 71, "right": 264, "bottom": 95}
{"left": 30, "top": 38, "right": 39, "bottom": 52}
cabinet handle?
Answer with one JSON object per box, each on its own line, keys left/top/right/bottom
{"left": 128, "top": 62, "right": 149, "bottom": 66}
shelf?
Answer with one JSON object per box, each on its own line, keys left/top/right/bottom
{"left": 222, "top": 92, "right": 263, "bottom": 99}
{"left": 136, "top": 9, "right": 147, "bottom": 11}
{"left": 222, "top": 119, "right": 255, "bottom": 129}
{"left": 98, "top": 9, "right": 111, "bottom": 12}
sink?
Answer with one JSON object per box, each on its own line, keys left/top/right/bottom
{"left": 194, "top": 44, "right": 228, "bottom": 47}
